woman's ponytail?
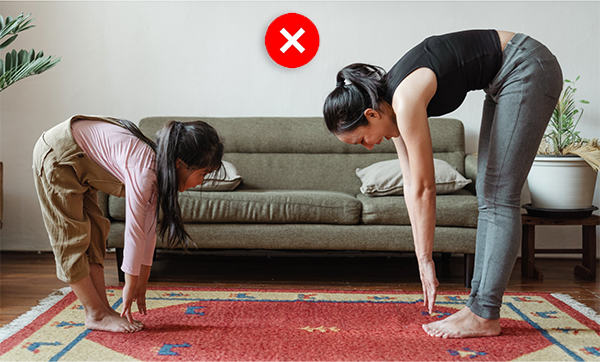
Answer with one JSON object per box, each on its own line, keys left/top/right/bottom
{"left": 324, "top": 63, "right": 387, "bottom": 134}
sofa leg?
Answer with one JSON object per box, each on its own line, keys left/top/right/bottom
{"left": 115, "top": 248, "right": 125, "bottom": 283}
{"left": 464, "top": 253, "right": 474, "bottom": 288}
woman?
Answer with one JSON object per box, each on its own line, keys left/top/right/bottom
{"left": 323, "top": 30, "right": 562, "bottom": 338}
{"left": 33, "top": 115, "right": 224, "bottom": 332}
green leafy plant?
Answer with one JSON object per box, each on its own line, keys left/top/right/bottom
{"left": 0, "top": 13, "right": 60, "bottom": 92}
{"left": 538, "top": 76, "right": 600, "bottom": 171}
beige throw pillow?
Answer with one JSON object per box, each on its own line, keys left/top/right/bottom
{"left": 356, "top": 158, "right": 471, "bottom": 196}
{"left": 190, "top": 161, "right": 243, "bottom": 191}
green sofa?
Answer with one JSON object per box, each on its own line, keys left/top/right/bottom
{"left": 100, "top": 117, "right": 479, "bottom": 286}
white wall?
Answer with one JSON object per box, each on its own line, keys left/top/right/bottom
{"left": 1, "top": 1, "right": 598, "bottom": 255}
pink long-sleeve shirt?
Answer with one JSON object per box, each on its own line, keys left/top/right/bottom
{"left": 72, "top": 120, "right": 157, "bottom": 276}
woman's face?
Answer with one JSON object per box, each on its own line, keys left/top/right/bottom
{"left": 336, "top": 107, "right": 399, "bottom": 150}
{"left": 176, "top": 162, "right": 212, "bottom": 192}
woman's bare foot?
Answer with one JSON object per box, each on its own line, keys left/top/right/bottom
{"left": 422, "top": 306, "right": 501, "bottom": 338}
{"left": 85, "top": 309, "right": 143, "bottom": 333}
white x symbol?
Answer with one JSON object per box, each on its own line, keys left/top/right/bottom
{"left": 280, "top": 28, "right": 305, "bottom": 54}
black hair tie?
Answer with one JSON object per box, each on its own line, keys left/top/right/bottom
{"left": 336, "top": 80, "right": 345, "bottom": 87}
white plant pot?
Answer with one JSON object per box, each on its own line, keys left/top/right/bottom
{"left": 527, "top": 155, "right": 598, "bottom": 209}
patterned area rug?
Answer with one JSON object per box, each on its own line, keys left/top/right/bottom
{"left": 1, "top": 287, "right": 599, "bottom": 361}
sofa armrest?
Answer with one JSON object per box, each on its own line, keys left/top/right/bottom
{"left": 465, "top": 154, "right": 477, "bottom": 196}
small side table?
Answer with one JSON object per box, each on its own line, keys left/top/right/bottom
{"left": 521, "top": 214, "right": 599, "bottom": 280}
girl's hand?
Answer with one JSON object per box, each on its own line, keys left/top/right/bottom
{"left": 121, "top": 273, "right": 139, "bottom": 324}
{"left": 418, "top": 258, "right": 439, "bottom": 314}
{"left": 135, "top": 265, "right": 151, "bottom": 316}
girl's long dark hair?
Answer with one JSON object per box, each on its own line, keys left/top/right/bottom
{"left": 117, "top": 119, "right": 157, "bottom": 151}
{"left": 323, "top": 63, "right": 388, "bottom": 134}
{"left": 118, "top": 119, "right": 224, "bottom": 248}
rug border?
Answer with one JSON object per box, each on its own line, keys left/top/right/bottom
{"left": 2, "top": 286, "right": 599, "bottom": 357}
{"left": 0, "top": 287, "right": 72, "bottom": 344}
{"left": 551, "top": 292, "right": 600, "bottom": 327}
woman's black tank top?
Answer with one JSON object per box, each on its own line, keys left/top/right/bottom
{"left": 384, "top": 29, "right": 503, "bottom": 116}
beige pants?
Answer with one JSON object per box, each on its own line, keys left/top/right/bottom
{"left": 32, "top": 116, "right": 125, "bottom": 283}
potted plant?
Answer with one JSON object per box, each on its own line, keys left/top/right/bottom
{"left": 527, "top": 76, "right": 600, "bottom": 212}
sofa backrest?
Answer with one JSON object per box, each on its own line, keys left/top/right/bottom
{"left": 139, "top": 117, "right": 465, "bottom": 195}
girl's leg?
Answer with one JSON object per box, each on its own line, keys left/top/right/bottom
{"left": 89, "top": 263, "right": 144, "bottom": 326}
{"left": 84, "top": 189, "right": 144, "bottom": 327}
{"left": 89, "top": 263, "right": 112, "bottom": 309}
{"left": 70, "top": 273, "right": 142, "bottom": 333}
{"left": 33, "top": 167, "right": 143, "bottom": 333}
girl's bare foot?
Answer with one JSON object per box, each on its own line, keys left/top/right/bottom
{"left": 422, "top": 306, "right": 501, "bottom": 338}
{"left": 70, "top": 273, "right": 143, "bottom": 333}
{"left": 85, "top": 310, "right": 143, "bottom": 333}
{"left": 108, "top": 308, "right": 144, "bottom": 327}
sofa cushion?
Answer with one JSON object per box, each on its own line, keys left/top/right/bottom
{"left": 357, "top": 189, "right": 478, "bottom": 227}
{"left": 107, "top": 222, "right": 476, "bottom": 253}
{"left": 189, "top": 161, "right": 243, "bottom": 191}
{"left": 108, "top": 190, "right": 362, "bottom": 225}
{"left": 356, "top": 158, "right": 472, "bottom": 196}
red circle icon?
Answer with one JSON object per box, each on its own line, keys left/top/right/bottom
{"left": 265, "top": 13, "right": 319, "bottom": 69}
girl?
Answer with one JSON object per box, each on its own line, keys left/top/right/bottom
{"left": 33, "top": 115, "right": 224, "bottom": 333}
{"left": 323, "top": 30, "right": 562, "bottom": 338}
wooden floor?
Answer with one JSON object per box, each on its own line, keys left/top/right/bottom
{"left": 1, "top": 251, "right": 599, "bottom": 327}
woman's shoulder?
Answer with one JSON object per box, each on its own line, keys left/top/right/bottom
{"left": 391, "top": 68, "right": 437, "bottom": 110}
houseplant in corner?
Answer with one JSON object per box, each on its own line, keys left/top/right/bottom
{"left": 0, "top": 12, "right": 60, "bottom": 92}
{"left": 0, "top": 12, "right": 60, "bottom": 229}
{"left": 526, "top": 76, "right": 600, "bottom": 216}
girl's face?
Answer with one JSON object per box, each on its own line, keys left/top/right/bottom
{"left": 176, "top": 161, "right": 212, "bottom": 192}
{"left": 336, "top": 106, "right": 399, "bottom": 150}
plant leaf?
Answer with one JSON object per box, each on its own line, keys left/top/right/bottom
{"left": 0, "top": 49, "right": 61, "bottom": 92}
{"left": 0, "top": 13, "right": 33, "bottom": 42}
{"left": 0, "top": 34, "right": 18, "bottom": 51}
{"left": 563, "top": 138, "right": 600, "bottom": 171}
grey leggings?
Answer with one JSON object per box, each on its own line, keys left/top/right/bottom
{"left": 466, "top": 33, "right": 563, "bottom": 320}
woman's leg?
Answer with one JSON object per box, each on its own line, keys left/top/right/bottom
{"left": 422, "top": 95, "right": 504, "bottom": 338}
{"left": 424, "top": 34, "right": 562, "bottom": 338}
{"left": 468, "top": 94, "right": 497, "bottom": 302}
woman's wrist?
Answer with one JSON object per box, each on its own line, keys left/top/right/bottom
{"left": 417, "top": 254, "right": 434, "bottom": 264}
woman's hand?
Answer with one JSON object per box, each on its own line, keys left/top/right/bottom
{"left": 418, "top": 258, "right": 439, "bottom": 314}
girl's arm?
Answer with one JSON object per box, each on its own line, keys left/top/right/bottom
{"left": 391, "top": 67, "right": 439, "bottom": 313}
{"left": 120, "top": 168, "right": 156, "bottom": 322}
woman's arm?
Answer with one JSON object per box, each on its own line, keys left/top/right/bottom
{"left": 391, "top": 67, "right": 439, "bottom": 313}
